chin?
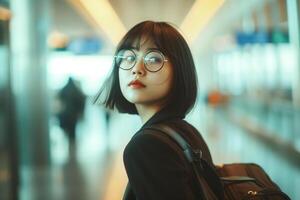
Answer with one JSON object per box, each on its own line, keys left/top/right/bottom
{"left": 127, "top": 99, "right": 147, "bottom": 104}
{"left": 125, "top": 96, "right": 147, "bottom": 103}
{"left": 131, "top": 99, "right": 165, "bottom": 107}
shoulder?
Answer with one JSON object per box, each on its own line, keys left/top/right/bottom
{"left": 160, "top": 119, "right": 214, "bottom": 164}
{"left": 123, "top": 128, "right": 187, "bottom": 166}
{"left": 125, "top": 128, "right": 178, "bottom": 155}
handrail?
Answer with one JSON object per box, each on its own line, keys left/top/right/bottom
{"left": 231, "top": 96, "right": 300, "bottom": 113}
{"left": 219, "top": 108, "right": 300, "bottom": 166}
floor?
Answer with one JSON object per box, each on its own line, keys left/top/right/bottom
{"left": 16, "top": 101, "right": 300, "bottom": 200}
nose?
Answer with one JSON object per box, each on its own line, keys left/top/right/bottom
{"left": 131, "top": 58, "right": 146, "bottom": 76}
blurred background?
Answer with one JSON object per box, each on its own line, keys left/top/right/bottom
{"left": 0, "top": 0, "right": 300, "bottom": 199}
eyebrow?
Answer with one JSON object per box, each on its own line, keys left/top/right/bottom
{"left": 129, "top": 47, "right": 160, "bottom": 52}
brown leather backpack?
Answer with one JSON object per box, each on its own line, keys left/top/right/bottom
{"left": 148, "top": 124, "right": 291, "bottom": 200}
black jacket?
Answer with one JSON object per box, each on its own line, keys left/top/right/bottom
{"left": 122, "top": 108, "right": 213, "bottom": 200}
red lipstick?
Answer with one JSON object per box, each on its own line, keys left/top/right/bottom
{"left": 128, "top": 80, "right": 146, "bottom": 89}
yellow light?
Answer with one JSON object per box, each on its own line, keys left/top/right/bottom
{"left": 48, "top": 31, "right": 69, "bottom": 49}
{"left": 101, "top": 152, "right": 127, "bottom": 200}
{"left": 180, "top": 0, "right": 225, "bottom": 44}
{"left": 68, "top": 0, "right": 127, "bottom": 46}
{"left": 0, "top": 7, "right": 11, "bottom": 21}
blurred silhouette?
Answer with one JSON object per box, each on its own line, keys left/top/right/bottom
{"left": 104, "top": 109, "right": 111, "bottom": 131}
{"left": 56, "top": 77, "right": 86, "bottom": 157}
{"left": 103, "top": 108, "right": 112, "bottom": 151}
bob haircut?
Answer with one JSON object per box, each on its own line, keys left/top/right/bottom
{"left": 95, "top": 20, "right": 198, "bottom": 117}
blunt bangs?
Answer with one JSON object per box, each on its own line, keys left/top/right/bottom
{"left": 94, "top": 21, "right": 198, "bottom": 116}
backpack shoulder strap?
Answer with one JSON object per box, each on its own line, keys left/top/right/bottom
{"left": 146, "top": 123, "right": 223, "bottom": 200}
{"left": 149, "top": 124, "right": 197, "bottom": 163}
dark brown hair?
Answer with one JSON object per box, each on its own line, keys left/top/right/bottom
{"left": 94, "top": 21, "right": 198, "bottom": 117}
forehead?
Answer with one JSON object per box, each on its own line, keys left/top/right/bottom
{"left": 120, "top": 34, "right": 158, "bottom": 50}
{"left": 131, "top": 36, "right": 157, "bottom": 51}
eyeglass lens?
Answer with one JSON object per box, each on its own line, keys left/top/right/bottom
{"left": 116, "top": 49, "right": 165, "bottom": 72}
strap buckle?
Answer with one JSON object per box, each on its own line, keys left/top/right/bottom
{"left": 192, "top": 149, "right": 203, "bottom": 170}
{"left": 192, "top": 149, "right": 203, "bottom": 162}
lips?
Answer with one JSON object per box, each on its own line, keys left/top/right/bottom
{"left": 128, "top": 80, "right": 146, "bottom": 88}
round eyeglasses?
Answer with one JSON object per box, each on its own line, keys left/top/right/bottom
{"left": 115, "top": 49, "right": 168, "bottom": 72}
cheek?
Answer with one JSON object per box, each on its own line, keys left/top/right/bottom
{"left": 148, "top": 65, "right": 173, "bottom": 89}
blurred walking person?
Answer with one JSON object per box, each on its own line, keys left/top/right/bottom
{"left": 56, "top": 77, "right": 86, "bottom": 158}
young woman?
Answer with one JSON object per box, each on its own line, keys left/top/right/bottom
{"left": 95, "top": 21, "right": 219, "bottom": 200}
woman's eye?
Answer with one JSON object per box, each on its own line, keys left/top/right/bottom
{"left": 148, "top": 57, "right": 161, "bottom": 63}
{"left": 126, "top": 56, "right": 135, "bottom": 62}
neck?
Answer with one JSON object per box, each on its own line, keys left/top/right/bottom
{"left": 135, "top": 104, "right": 162, "bottom": 124}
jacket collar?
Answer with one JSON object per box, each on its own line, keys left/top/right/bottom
{"left": 140, "top": 107, "right": 184, "bottom": 130}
